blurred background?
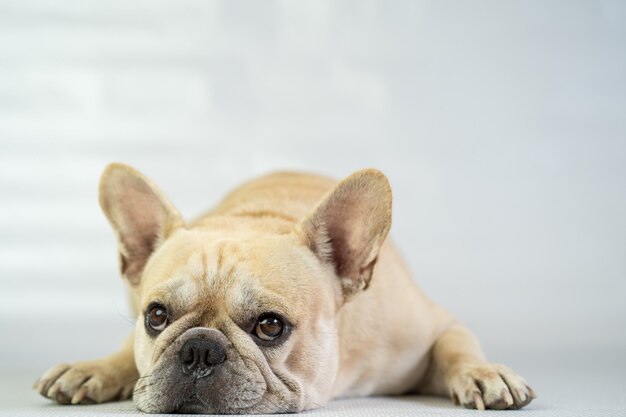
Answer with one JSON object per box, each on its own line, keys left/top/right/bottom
{"left": 0, "top": 0, "right": 625, "bottom": 412}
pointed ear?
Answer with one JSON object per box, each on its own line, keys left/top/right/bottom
{"left": 297, "top": 169, "right": 392, "bottom": 301}
{"left": 99, "top": 163, "right": 184, "bottom": 286}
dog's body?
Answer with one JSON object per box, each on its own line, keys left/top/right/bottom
{"left": 35, "top": 165, "right": 535, "bottom": 413}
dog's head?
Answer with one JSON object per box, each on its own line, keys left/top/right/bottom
{"left": 99, "top": 164, "right": 392, "bottom": 413}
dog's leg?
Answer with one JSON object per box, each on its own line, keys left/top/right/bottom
{"left": 34, "top": 334, "right": 138, "bottom": 405}
{"left": 420, "top": 324, "right": 536, "bottom": 410}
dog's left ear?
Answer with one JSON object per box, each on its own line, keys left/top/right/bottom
{"left": 297, "top": 169, "right": 392, "bottom": 301}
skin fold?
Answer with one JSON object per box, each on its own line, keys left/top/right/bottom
{"left": 34, "top": 164, "right": 535, "bottom": 413}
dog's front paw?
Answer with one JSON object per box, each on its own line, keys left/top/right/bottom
{"left": 448, "top": 363, "right": 536, "bottom": 410}
{"left": 34, "top": 360, "right": 137, "bottom": 405}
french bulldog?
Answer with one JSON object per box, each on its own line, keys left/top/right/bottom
{"left": 34, "top": 163, "right": 535, "bottom": 413}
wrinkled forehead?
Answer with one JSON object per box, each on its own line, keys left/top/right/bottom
{"left": 139, "top": 231, "right": 319, "bottom": 322}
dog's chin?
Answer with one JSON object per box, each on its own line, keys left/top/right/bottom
{"left": 173, "top": 395, "right": 265, "bottom": 415}
{"left": 174, "top": 396, "right": 232, "bottom": 415}
{"left": 137, "top": 386, "right": 297, "bottom": 415}
{"left": 170, "top": 396, "right": 214, "bottom": 414}
{"left": 175, "top": 401, "right": 207, "bottom": 414}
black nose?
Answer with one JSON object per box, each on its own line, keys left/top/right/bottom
{"left": 179, "top": 338, "right": 226, "bottom": 378}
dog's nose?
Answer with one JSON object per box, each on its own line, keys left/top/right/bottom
{"left": 179, "top": 338, "right": 226, "bottom": 378}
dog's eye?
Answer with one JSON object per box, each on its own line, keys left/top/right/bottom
{"left": 254, "top": 314, "right": 283, "bottom": 341}
{"left": 147, "top": 304, "right": 168, "bottom": 332}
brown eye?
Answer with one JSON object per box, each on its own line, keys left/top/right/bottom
{"left": 147, "top": 304, "right": 168, "bottom": 332}
{"left": 254, "top": 314, "right": 283, "bottom": 341}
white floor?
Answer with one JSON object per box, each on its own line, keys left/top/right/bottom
{"left": 1, "top": 349, "right": 624, "bottom": 417}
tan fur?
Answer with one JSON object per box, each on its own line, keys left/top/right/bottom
{"left": 35, "top": 164, "right": 535, "bottom": 412}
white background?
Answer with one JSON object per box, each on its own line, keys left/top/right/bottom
{"left": 0, "top": 0, "right": 624, "bottom": 380}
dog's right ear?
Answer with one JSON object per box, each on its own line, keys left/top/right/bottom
{"left": 99, "top": 163, "right": 184, "bottom": 286}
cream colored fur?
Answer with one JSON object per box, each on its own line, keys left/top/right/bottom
{"left": 34, "top": 164, "right": 535, "bottom": 413}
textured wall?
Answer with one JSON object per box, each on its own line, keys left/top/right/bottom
{"left": 1, "top": 0, "right": 625, "bottom": 373}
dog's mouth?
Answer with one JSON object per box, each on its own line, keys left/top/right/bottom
{"left": 135, "top": 361, "right": 307, "bottom": 415}
{"left": 174, "top": 393, "right": 222, "bottom": 414}
{"left": 174, "top": 396, "right": 208, "bottom": 414}
{"left": 135, "top": 365, "right": 267, "bottom": 414}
